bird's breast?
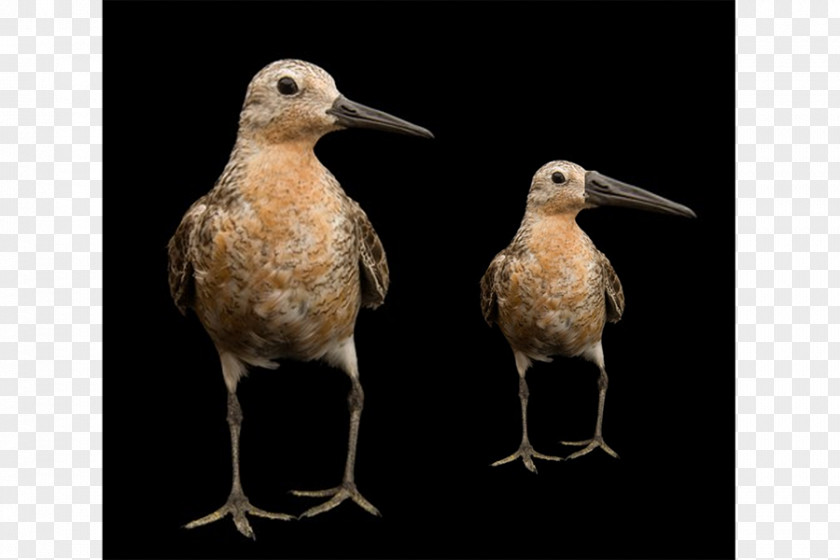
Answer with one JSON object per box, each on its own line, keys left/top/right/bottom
{"left": 224, "top": 151, "right": 357, "bottom": 289}
{"left": 498, "top": 217, "right": 606, "bottom": 359}
{"left": 193, "top": 148, "right": 361, "bottom": 361}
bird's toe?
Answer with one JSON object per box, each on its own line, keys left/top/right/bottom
{"left": 250, "top": 506, "right": 295, "bottom": 521}
{"left": 561, "top": 437, "right": 619, "bottom": 460}
{"left": 492, "top": 443, "right": 562, "bottom": 473}
{"left": 298, "top": 495, "right": 344, "bottom": 519}
{"left": 232, "top": 511, "right": 256, "bottom": 540}
{"left": 290, "top": 486, "right": 340, "bottom": 498}
{"left": 295, "top": 481, "right": 380, "bottom": 519}
{"left": 522, "top": 456, "right": 538, "bottom": 473}
{"left": 349, "top": 489, "right": 382, "bottom": 517}
{"left": 184, "top": 492, "right": 292, "bottom": 539}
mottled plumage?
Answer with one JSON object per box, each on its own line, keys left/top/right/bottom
{"left": 169, "top": 148, "right": 387, "bottom": 375}
{"left": 481, "top": 220, "right": 623, "bottom": 362}
{"left": 482, "top": 160, "right": 693, "bottom": 472}
{"left": 169, "top": 59, "right": 430, "bottom": 537}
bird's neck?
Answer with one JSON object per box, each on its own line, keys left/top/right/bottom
{"left": 210, "top": 136, "right": 329, "bottom": 205}
{"left": 233, "top": 138, "right": 328, "bottom": 201}
{"left": 236, "top": 114, "right": 328, "bottom": 149}
{"left": 522, "top": 210, "right": 581, "bottom": 231}
{"left": 239, "top": 137, "right": 320, "bottom": 165}
{"left": 237, "top": 129, "right": 321, "bottom": 153}
{"left": 515, "top": 211, "right": 586, "bottom": 251}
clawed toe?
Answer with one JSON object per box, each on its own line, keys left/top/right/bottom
{"left": 560, "top": 437, "right": 619, "bottom": 460}
{"left": 184, "top": 491, "right": 292, "bottom": 539}
{"left": 492, "top": 442, "right": 563, "bottom": 473}
{"left": 290, "top": 487, "right": 338, "bottom": 498}
{"left": 294, "top": 482, "right": 381, "bottom": 518}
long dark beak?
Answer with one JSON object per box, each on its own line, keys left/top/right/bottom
{"left": 327, "top": 95, "right": 434, "bottom": 139}
{"left": 585, "top": 171, "right": 696, "bottom": 218}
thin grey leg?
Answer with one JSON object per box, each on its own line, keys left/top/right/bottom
{"left": 185, "top": 390, "right": 292, "bottom": 538}
{"left": 492, "top": 351, "right": 562, "bottom": 472}
{"left": 293, "top": 338, "right": 380, "bottom": 518}
{"left": 561, "top": 366, "right": 619, "bottom": 460}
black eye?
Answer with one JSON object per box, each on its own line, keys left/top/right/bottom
{"left": 552, "top": 171, "right": 566, "bottom": 184}
{"left": 277, "top": 77, "right": 299, "bottom": 95}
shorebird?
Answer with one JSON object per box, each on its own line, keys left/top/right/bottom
{"left": 481, "top": 160, "right": 695, "bottom": 473}
{"left": 168, "top": 59, "right": 433, "bottom": 538}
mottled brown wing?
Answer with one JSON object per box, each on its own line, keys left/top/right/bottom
{"left": 350, "top": 201, "right": 389, "bottom": 309}
{"left": 167, "top": 198, "right": 208, "bottom": 315}
{"left": 480, "top": 251, "right": 506, "bottom": 326}
{"left": 601, "top": 252, "right": 625, "bottom": 323}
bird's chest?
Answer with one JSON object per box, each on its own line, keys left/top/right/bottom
{"left": 205, "top": 187, "right": 356, "bottom": 288}
{"left": 194, "top": 164, "right": 361, "bottom": 351}
{"left": 500, "top": 221, "right": 605, "bottom": 356}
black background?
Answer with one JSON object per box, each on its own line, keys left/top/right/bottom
{"left": 107, "top": 1, "right": 734, "bottom": 558}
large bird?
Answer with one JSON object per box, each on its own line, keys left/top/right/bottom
{"left": 168, "top": 59, "right": 433, "bottom": 537}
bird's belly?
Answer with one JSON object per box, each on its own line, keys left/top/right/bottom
{"left": 194, "top": 206, "right": 360, "bottom": 363}
{"left": 499, "top": 266, "right": 605, "bottom": 360}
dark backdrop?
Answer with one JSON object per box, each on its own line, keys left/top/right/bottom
{"left": 106, "top": 1, "right": 734, "bottom": 558}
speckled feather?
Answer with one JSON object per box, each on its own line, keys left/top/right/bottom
{"left": 482, "top": 159, "right": 694, "bottom": 469}
{"left": 167, "top": 60, "right": 389, "bottom": 372}
{"left": 481, "top": 161, "right": 625, "bottom": 362}
{"left": 168, "top": 59, "right": 433, "bottom": 530}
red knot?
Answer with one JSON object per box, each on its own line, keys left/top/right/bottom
{"left": 481, "top": 160, "right": 694, "bottom": 472}
{"left": 168, "top": 59, "right": 432, "bottom": 537}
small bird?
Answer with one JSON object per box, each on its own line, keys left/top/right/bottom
{"left": 168, "top": 59, "right": 432, "bottom": 538}
{"left": 481, "top": 160, "right": 695, "bottom": 472}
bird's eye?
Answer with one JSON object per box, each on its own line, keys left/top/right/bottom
{"left": 277, "top": 77, "right": 299, "bottom": 95}
{"left": 552, "top": 171, "right": 566, "bottom": 184}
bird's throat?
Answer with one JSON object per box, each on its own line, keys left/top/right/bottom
{"left": 239, "top": 142, "right": 327, "bottom": 200}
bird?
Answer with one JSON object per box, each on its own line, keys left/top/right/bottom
{"left": 480, "top": 160, "right": 695, "bottom": 473}
{"left": 167, "top": 59, "right": 433, "bottom": 538}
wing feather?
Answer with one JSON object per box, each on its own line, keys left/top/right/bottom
{"left": 167, "top": 198, "right": 208, "bottom": 315}
{"left": 601, "top": 252, "right": 625, "bottom": 323}
{"left": 480, "top": 251, "right": 507, "bottom": 326}
{"left": 349, "top": 201, "right": 389, "bottom": 309}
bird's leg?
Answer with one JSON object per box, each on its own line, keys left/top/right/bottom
{"left": 185, "top": 390, "right": 292, "bottom": 539}
{"left": 492, "top": 354, "right": 562, "bottom": 473}
{"left": 561, "top": 366, "right": 619, "bottom": 460}
{"left": 293, "top": 348, "right": 380, "bottom": 518}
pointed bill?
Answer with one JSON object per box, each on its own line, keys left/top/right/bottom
{"left": 327, "top": 95, "right": 434, "bottom": 139}
{"left": 584, "top": 171, "right": 696, "bottom": 218}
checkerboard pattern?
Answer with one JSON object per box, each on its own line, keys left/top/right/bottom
{"left": 0, "top": 0, "right": 835, "bottom": 558}
{"left": 0, "top": 1, "right": 102, "bottom": 558}
{"left": 737, "top": 0, "right": 839, "bottom": 558}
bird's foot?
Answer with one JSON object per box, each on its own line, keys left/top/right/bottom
{"left": 292, "top": 481, "right": 381, "bottom": 518}
{"left": 184, "top": 489, "right": 292, "bottom": 540}
{"left": 491, "top": 442, "right": 563, "bottom": 473}
{"left": 560, "top": 436, "right": 619, "bottom": 460}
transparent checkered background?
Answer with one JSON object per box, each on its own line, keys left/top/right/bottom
{"left": 737, "top": 0, "right": 839, "bottom": 558}
{"left": 0, "top": 0, "right": 102, "bottom": 558}
{"left": 0, "top": 0, "right": 835, "bottom": 558}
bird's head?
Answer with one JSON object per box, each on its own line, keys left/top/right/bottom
{"left": 526, "top": 160, "right": 589, "bottom": 215}
{"left": 527, "top": 160, "right": 696, "bottom": 218}
{"left": 239, "top": 59, "right": 433, "bottom": 144}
